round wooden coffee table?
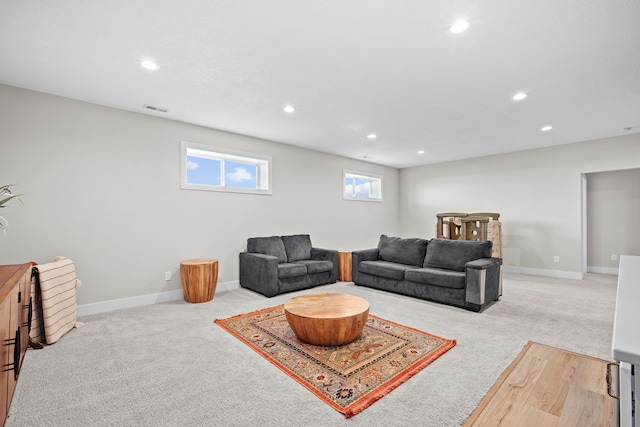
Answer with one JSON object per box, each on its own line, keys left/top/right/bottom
{"left": 283, "top": 293, "right": 369, "bottom": 346}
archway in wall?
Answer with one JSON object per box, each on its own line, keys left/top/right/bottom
{"left": 582, "top": 168, "right": 640, "bottom": 275}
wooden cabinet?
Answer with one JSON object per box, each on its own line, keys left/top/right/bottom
{"left": 0, "top": 296, "right": 10, "bottom": 424}
{"left": 0, "top": 263, "right": 32, "bottom": 426}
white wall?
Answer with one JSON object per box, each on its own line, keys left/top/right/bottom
{"left": 587, "top": 168, "right": 640, "bottom": 272}
{"left": 399, "top": 133, "right": 640, "bottom": 278}
{"left": 3, "top": 83, "right": 638, "bottom": 308}
{"left": 0, "top": 85, "right": 399, "bottom": 305}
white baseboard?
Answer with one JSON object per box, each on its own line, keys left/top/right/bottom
{"left": 77, "top": 280, "right": 240, "bottom": 317}
{"left": 502, "top": 266, "right": 584, "bottom": 280}
{"left": 586, "top": 266, "right": 619, "bottom": 275}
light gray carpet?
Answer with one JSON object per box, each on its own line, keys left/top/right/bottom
{"left": 7, "top": 273, "right": 617, "bottom": 426}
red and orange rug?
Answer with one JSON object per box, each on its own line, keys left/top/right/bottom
{"left": 215, "top": 305, "right": 456, "bottom": 418}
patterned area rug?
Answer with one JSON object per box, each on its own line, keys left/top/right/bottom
{"left": 215, "top": 305, "right": 456, "bottom": 418}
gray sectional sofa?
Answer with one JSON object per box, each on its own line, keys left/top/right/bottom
{"left": 239, "top": 234, "right": 339, "bottom": 297}
{"left": 352, "top": 235, "right": 502, "bottom": 311}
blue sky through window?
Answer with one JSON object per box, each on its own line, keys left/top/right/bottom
{"left": 344, "top": 177, "right": 354, "bottom": 197}
{"left": 225, "top": 161, "right": 257, "bottom": 189}
{"left": 186, "top": 156, "right": 221, "bottom": 186}
{"left": 186, "top": 156, "right": 258, "bottom": 189}
{"left": 354, "top": 178, "right": 370, "bottom": 198}
{"left": 182, "top": 142, "right": 271, "bottom": 194}
{"left": 343, "top": 171, "right": 382, "bottom": 201}
{"left": 344, "top": 177, "right": 371, "bottom": 198}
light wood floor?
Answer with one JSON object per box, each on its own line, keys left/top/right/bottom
{"left": 463, "top": 341, "right": 616, "bottom": 427}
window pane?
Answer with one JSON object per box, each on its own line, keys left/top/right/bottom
{"left": 370, "top": 178, "right": 382, "bottom": 199}
{"left": 343, "top": 170, "right": 382, "bottom": 202}
{"left": 225, "top": 161, "right": 257, "bottom": 189}
{"left": 181, "top": 141, "right": 272, "bottom": 195}
{"left": 354, "top": 178, "right": 371, "bottom": 198}
{"left": 344, "top": 177, "right": 355, "bottom": 198}
{"left": 186, "top": 155, "right": 221, "bottom": 186}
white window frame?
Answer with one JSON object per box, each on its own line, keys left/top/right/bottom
{"left": 181, "top": 141, "right": 272, "bottom": 195}
{"left": 343, "top": 170, "right": 383, "bottom": 202}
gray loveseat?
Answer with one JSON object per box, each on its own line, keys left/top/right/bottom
{"left": 239, "top": 234, "right": 339, "bottom": 297}
{"left": 352, "top": 235, "right": 502, "bottom": 311}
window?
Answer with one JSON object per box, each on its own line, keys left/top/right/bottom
{"left": 343, "top": 170, "right": 383, "bottom": 202}
{"left": 181, "top": 141, "right": 272, "bottom": 195}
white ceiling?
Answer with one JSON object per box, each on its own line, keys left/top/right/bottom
{"left": 1, "top": 1, "right": 639, "bottom": 168}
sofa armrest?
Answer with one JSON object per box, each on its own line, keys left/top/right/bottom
{"left": 311, "top": 247, "right": 339, "bottom": 282}
{"left": 239, "top": 252, "right": 280, "bottom": 297}
{"left": 464, "top": 257, "right": 501, "bottom": 311}
{"left": 465, "top": 257, "right": 501, "bottom": 270}
{"left": 351, "top": 248, "right": 379, "bottom": 284}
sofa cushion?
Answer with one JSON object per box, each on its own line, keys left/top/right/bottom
{"left": 278, "top": 263, "right": 307, "bottom": 279}
{"left": 282, "top": 234, "right": 313, "bottom": 262}
{"left": 293, "top": 259, "right": 333, "bottom": 274}
{"left": 405, "top": 268, "right": 466, "bottom": 289}
{"left": 247, "top": 236, "right": 288, "bottom": 263}
{"left": 423, "top": 239, "right": 492, "bottom": 272}
{"left": 377, "top": 235, "right": 428, "bottom": 266}
{"left": 359, "top": 260, "right": 417, "bottom": 281}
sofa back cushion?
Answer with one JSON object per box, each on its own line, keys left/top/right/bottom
{"left": 424, "top": 238, "right": 492, "bottom": 271}
{"left": 282, "top": 234, "right": 313, "bottom": 262}
{"left": 377, "top": 235, "right": 428, "bottom": 266}
{"left": 247, "top": 236, "right": 288, "bottom": 263}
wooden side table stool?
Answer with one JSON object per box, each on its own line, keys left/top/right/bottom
{"left": 338, "top": 251, "right": 352, "bottom": 282}
{"left": 180, "top": 258, "right": 218, "bottom": 303}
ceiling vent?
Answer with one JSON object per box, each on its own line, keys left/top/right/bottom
{"left": 143, "top": 104, "right": 168, "bottom": 113}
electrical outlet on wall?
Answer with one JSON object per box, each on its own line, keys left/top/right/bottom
{"left": 611, "top": 254, "right": 618, "bottom": 261}
{"left": 165, "top": 271, "right": 171, "bottom": 281}
{"left": 553, "top": 256, "right": 560, "bottom": 263}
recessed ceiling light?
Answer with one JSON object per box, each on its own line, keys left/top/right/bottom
{"left": 361, "top": 155, "right": 369, "bottom": 159}
{"left": 620, "top": 127, "right": 633, "bottom": 132}
{"left": 541, "top": 126, "right": 553, "bottom": 132}
{"left": 283, "top": 105, "right": 295, "bottom": 113}
{"left": 141, "top": 60, "right": 158, "bottom": 71}
{"left": 450, "top": 20, "right": 469, "bottom": 33}
{"left": 367, "top": 133, "right": 377, "bottom": 139}
{"left": 417, "top": 150, "right": 425, "bottom": 154}
{"left": 512, "top": 92, "right": 527, "bottom": 101}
